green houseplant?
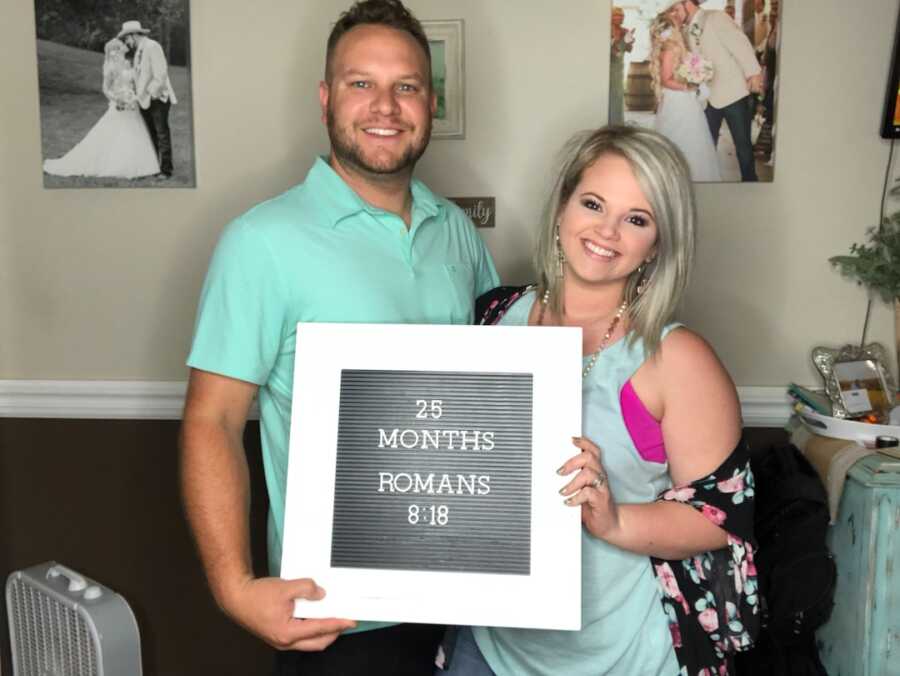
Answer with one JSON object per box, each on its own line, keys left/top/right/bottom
{"left": 830, "top": 212, "right": 900, "bottom": 381}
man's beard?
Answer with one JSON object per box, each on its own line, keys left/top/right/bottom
{"left": 327, "top": 105, "right": 431, "bottom": 178}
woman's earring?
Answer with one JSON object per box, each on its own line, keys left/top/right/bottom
{"left": 636, "top": 275, "right": 649, "bottom": 296}
{"left": 635, "top": 261, "right": 653, "bottom": 296}
{"left": 555, "top": 222, "right": 565, "bottom": 278}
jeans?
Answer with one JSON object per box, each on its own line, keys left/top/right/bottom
{"left": 435, "top": 627, "right": 495, "bottom": 676}
{"left": 274, "top": 623, "right": 444, "bottom": 675}
{"left": 140, "top": 99, "right": 173, "bottom": 176}
{"left": 705, "top": 95, "right": 757, "bottom": 181}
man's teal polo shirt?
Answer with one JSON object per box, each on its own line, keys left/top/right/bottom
{"left": 187, "top": 157, "right": 499, "bottom": 630}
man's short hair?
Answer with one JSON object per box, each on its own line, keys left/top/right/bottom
{"left": 325, "top": 0, "right": 431, "bottom": 83}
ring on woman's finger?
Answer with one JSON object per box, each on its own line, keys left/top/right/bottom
{"left": 591, "top": 472, "right": 607, "bottom": 489}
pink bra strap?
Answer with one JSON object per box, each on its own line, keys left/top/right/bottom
{"left": 619, "top": 380, "right": 667, "bottom": 464}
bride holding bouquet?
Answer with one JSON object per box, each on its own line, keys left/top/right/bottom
{"left": 650, "top": 2, "right": 722, "bottom": 182}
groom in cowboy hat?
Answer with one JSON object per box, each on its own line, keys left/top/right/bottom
{"left": 118, "top": 20, "right": 178, "bottom": 178}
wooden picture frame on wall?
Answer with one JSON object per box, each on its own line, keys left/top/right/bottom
{"left": 608, "top": 0, "right": 782, "bottom": 183}
{"left": 423, "top": 19, "right": 465, "bottom": 139}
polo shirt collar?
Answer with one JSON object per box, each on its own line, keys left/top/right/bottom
{"left": 306, "top": 156, "right": 442, "bottom": 229}
{"left": 409, "top": 178, "right": 442, "bottom": 225}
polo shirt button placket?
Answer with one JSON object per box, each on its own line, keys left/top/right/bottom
{"left": 406, "top": 245, "right": 416, "bottom": 279}
{"left": 396, "top": 222, "right": 415, "bottom": 278}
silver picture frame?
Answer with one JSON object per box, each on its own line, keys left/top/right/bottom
{"left": 812, "top": 343, "right": 896, "bottom": 419}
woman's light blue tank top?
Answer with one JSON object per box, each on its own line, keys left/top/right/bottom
{"left": 472, "top": 289, "right": 681, "bottom": 676}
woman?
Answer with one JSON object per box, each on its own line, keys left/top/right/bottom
{"left": 650, "top": 6, "right": 722, "bottom": 182}
{"left": 44, "top": 38, "right": 160, "bottom": 179}
{"left": 440, "top": 127, "right": 757, "bottom": 675}
{"left": 608, "top": 7, "right": 633, "bottom": 126}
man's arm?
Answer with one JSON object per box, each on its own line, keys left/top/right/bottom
{"left": 713, "top": 12, "right": 762, "bottom": 86}
{"left": 145, "top": 41, "right": 169, "bottom": 99}
{"left": 180, "top": 368, "right": 356, "bottom": 650}
{"left": 132, "top": 47, "right": 147, "bottom": 100}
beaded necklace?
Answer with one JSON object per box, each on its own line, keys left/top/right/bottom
{"left": 537, "top": 289, "right": 628, "bottom": 378}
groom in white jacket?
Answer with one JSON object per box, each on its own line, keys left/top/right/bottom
{"left": 679, "top": 0, "right": 762, "bottom": 181}
{"left": 118, "top": 20, "right": 178, "bottom": 178}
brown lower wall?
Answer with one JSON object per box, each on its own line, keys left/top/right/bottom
{"left": 0, "top": 419, "right": 788, "bottom": 675}
{"left": 0, "top": 418, "right": 272, "bottom": 676}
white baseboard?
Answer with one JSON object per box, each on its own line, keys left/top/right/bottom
{"left": 0, "top": 380, "right": 792, "bottom": 426}
{"left": 0, "top": 380, "right": 189, "bottom": 420}
{"left": 737, "top": 386, "right": 792, "bottom": 427}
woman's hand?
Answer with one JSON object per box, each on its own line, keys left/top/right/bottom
{"left": 558, "top": 437, "right": 622, "bottom": 541}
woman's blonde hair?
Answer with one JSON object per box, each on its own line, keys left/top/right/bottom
{"left": 534, "top": 126, "right": 696, "bottom": 355}
{"left": 104, "top": 38, "right": 126, "bottom": 58}
{"left": 103, "top": 38, "right": 127, "bottom": 78}
{"left": 649, "top": 15, "right": 685, "bottom": 112}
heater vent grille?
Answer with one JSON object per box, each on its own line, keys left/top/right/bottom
{"left": 8, "top": 576, "right": 99, "bottom": 676}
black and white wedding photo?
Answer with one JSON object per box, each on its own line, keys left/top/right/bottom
{"left": 34, "top": 0, "right": 195, "bottom": 188}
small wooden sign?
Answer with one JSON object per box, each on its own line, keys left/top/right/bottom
{"left": 448, "top": 197, "right": 495, "bottom": 228}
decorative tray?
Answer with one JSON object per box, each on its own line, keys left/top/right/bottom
{"left": 796, "top": 404, "right": 900, "bottom": 446}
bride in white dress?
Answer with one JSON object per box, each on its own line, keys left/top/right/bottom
{"left": 43, "top": 38, "right": 160, "bottom": 179}
{"left": 650, "top": 14, "right": 722, "bottom": 182}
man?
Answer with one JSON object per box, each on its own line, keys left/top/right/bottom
{"left": 679, "top": 0, "right": 763, "bottom": 181}
{"left": 756, "top": 0, "right": 780, "bottom": 162}
{"left": 741, "top": 0, "right": 768, "bottom": 52}
{"left": 118, "top": 20, "right": 177, "bottom": 178}
{"left": 751, "top": 0, "right": 770, "bottom": 54}
{"left": 741, "top": 0, "right": 756, "bottom": 45}
{"left": 180, "top": 1, "right": 499, "bottom": 674}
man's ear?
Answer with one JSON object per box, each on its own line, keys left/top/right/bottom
{"left": 430, "top": 89, "right": 437, "bottom": 118}
{"left": 318, "top": 80, "right": 330, "bottom": 126}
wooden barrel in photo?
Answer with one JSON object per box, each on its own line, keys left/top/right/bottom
{"left": 625, "top": 61, "right": 656, "bottom": 112}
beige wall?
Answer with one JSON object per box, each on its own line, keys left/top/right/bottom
{"left": 0, "top": 0, "right": 896, "bottom": 387}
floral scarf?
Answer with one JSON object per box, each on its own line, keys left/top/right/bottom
{"left": 654, "top": 448, "right": 759, "bottom": 675}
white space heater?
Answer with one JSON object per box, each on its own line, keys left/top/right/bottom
{"left": 5, "top": 561, "right": 142, "bottom": 676}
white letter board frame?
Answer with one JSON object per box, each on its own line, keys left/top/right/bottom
{"left": 281, "top": 322, "right": 582, "bottom": 630}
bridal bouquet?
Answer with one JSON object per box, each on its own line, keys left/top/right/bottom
{"left": 110, "top": 88, "right": 138, "bottom": 111}
{"left": 675, "top": 52, "right": 714, "bottom": 86}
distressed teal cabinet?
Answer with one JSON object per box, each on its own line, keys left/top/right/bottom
{"left": 817, "top": 453, "right": 900, "bottom": 676}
